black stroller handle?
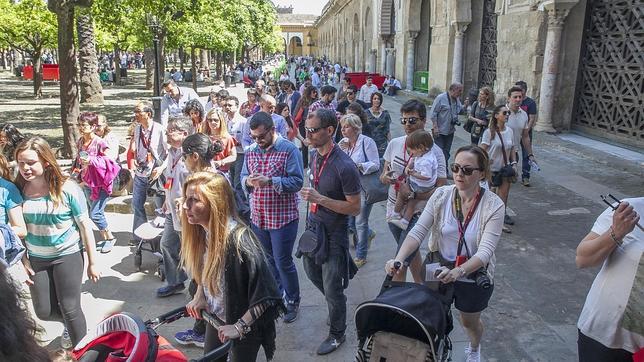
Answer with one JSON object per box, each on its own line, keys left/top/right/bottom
{"left": 384, "top": 261, "right": 402, "bottom": 282}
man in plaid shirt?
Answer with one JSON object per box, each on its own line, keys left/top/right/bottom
{"left": 308, "top": 85, "right": 341, "bottom": 119}
{"left": 241, "top": 111, "right": 304, "bottom": 323}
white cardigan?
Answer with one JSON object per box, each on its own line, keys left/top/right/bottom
{"left": 407, "top": 185, "right": 505, "bottom": 280}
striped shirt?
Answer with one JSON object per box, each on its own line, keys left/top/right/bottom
{"left": 23, "top": 181, "right": 89, "bottom": 259}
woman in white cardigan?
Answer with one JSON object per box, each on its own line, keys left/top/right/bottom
{"left": 386, "top": 145, "right": 504, "bottom": 362}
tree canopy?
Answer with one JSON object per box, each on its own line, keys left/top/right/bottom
{"left": 0, "top": 0, "right": 57, "bottom": 57}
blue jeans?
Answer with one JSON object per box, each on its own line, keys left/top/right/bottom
{"left": 132, "top": 175, "right": 164, "bottom": 242}
{"left": 388, "top": 213, "right": 421, "bottom": 264}
{"left": 348, "top": 196, "right": 374, "bottom": 260}
{"left": 520, "top": 128, "right": 533, "bottom": 180}
{"left": 84, "top": 187, "right": 109, "bottom": 231}
{"left": 251, "top": 219, "right": 300, "bottom": 304}
{"left": 160, "top": 214, "right": 187, "bottom": 286}
{"left": 302, "top": 240, "right": 348, "bottom": 338}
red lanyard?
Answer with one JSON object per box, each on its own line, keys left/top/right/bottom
{"left": 170, "top": 150, "right": 182, "bottom": 172}
{"left": 454, "top": 188, "right": 484, "bottom": 257}
{"left": 139, "top": 123, "right": 154, "bottom": 151}
{"left": 313, "top": 147, "right": 334, "bottom": 188}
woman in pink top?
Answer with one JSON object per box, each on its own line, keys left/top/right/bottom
{"left": 75, "top": 112, "right": 119, "bottom": 253}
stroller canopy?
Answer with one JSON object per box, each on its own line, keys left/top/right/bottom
{"left": 355, "top": 282, "right": 448, "bottom": 346}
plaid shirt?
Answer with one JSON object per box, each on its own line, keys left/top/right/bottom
{"left": 308, "top": 100, "right": 341, "bottom": 120}
{"left": 241, "top": 137, "right": 303, "bottom": 229}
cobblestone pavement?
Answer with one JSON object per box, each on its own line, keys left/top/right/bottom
{"left": 1, "top": 70, "right": 643, "bottom": 361}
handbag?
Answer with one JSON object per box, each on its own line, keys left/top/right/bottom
{"left": 359, "top": 140, "right": 388, "bottom": 205}
{"left": 497, "top": 132, "right": 517, "bottom": 183}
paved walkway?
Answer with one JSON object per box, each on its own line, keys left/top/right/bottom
{"left": 2, "top": 70, "right": 643, "bottom": 361}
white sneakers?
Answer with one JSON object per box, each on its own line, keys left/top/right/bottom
{"left": 464, "top": 343, "right": 481, "bottom": 362}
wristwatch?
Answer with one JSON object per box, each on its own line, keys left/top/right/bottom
{"left": 406, "top": 191, "right": 415, "bottom": 201}
{"left": 267, "top": 178, "right": 273, "bottom": 186}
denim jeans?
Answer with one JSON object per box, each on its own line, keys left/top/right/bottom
{"left": 252, "top": 219, "right": 300, "bottom": 304}
{"left": 348, "top": 195, "right": 374, "bottom": 260}
{"left": 132, "top": 175, "right": 164, "bottom": 242}
{"left": 160, "top": 214, "right": 187, "bottom": 287}
{"left": 520, "top": 128, "right": 533, "bottom": 180}
{"left": 434, "top": 133, "right": 455, "bottom": 170}
{"left": 388, "top": 213, "right": 421, "bottom": 264}
{"left": 84, "top": 187, "right": 109, "bottom": 231}
{"left": 303, "top": 240, "right": 348, "bottom": 338}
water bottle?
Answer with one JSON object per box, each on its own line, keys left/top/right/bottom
{"left": 529, "top": 159, "right": 540, "bottom": 171}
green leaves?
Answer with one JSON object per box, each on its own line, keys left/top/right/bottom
{"left": 0, "top": 0, "right": 57, "bottom": 54}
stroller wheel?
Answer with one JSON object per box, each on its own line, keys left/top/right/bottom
{"left": 134, "top": 253, "right": 142, "bottom": 272}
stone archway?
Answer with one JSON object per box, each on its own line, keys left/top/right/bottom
{"left": 353, "top": 13, "right": 360, "bottom": 70}
{"left": 288, "top": 36, "right": 303, "bottom": 56}
{"left": 364, "top": 6, "right": 374, "bottom": 71}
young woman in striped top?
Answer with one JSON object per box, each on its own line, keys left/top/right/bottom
{"left": 16, "top": 137, "right": 100, "bottom": 348}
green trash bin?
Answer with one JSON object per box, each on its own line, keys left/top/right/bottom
{"left": 413, "top": 71, "right": 429, "bottom": 92}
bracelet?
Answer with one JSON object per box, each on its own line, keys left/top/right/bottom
{"left": 233, "top": 323, "right": 244, "bottom": 339}
{"left": 237, "top": 318, "right": 251, "bottom": 335}
{"left": 454, "top": 266, "right": 466, "bottom": 277}
{"left": 609, "top": 226, "right": 623, "bottom": 247}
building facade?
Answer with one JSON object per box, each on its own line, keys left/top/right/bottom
{"left": 277, "top": 7, "right": 319, "bottom": 58}
{"left": 314, "top": 0, "right": 643, "bottom": 148}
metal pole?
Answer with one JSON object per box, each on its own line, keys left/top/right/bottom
{"left": 152, "top": 33, "right": 162, "bottom": 124}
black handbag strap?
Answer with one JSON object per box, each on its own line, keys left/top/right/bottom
{"left": 498, "top": 130, "right": 509, "bottom": 166}
{"left": 361, "top": 138, "right": 368, "bottom": 163}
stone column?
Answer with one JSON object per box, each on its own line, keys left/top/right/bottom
{"left": 386, "top": 48, "right": 396, "bottom": 78}
{"left": 380, "top": 40, "right": 387, "bottom": 74}
{"left": 535, "top": 6, "right": 572, "bottom": 132}
{"left": 451, "top": 24, "right": 468, "bottom": 84}
{"left": 369, "top": 49, "right": 377, "bottom": 73}
{"left": 406, "top": 31, "right": 419, "bottom": 90}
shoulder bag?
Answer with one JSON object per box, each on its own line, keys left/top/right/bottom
{"left": 491, "top": 131, "right": 517, "bottom": 185}
{"left": 359, "top": 139, "right": 388, "bottom": 205}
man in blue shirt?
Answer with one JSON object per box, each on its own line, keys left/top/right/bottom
{"left": 430, "top": 82, "right": 467, "bottom": 169}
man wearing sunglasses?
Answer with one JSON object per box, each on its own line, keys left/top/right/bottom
{"left": 241, "top": 112, "right": 304, "bottom": 324}
{"left": 381, "top": 99, "right": 447, "bottom": 283}
{"left": 299, "top": 108, "right": 361, "bottom": 355}
{"left": 336, "top": 84, "right": 368, "bottom": 115}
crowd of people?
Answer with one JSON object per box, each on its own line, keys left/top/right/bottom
{"left": 0, "top": 54, "right": 641, "bottom": 362}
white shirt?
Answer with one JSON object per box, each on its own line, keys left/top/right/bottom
{"left": 359, "top": 84, "right": 379, "bottom": 103}
{"left": 506, "top": 106, "right": 529, "bottom": 151}
{"left": 578, "top": 198, "right": 644, "bottom": 353}
{"left": 480, "top": 127, "right": 515, "bottom": 172}
{"left": 384, "top": 136, "right": 446, "bottom": 218}
{"left": 339, "top": 134, "right": 380, "bottom": 175}
{"left": 160, "top": 87, "right": 200, "bottom": 128}
{"left": 409, "top": 150, "right": 438, "bottom": 188}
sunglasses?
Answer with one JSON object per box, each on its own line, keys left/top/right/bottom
{"left": 400, "top": 117, "right": 420, "bottom": 125}
{"left": 501, "top": 111, "right": 511, "bottom": 116}
{"left": 250, "top": 128, "right": 272, "bottom": 140}
{"left": 346, "top": 91, "right": 354, "bottom": 95}
{"left": 305, "top": 126, "right": 325, "bottom": 134}
{"left": 450, "top": 163, "right": 483, "bottom": 176}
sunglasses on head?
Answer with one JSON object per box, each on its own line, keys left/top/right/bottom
{"left": 450, "top": 163, "right": 483, "bottom": 176}
{"left": 401, "top": 117, "right": 420, "bottom": 125}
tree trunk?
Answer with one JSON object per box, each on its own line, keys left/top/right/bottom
{"left": 55, "top": 5, "right": 79, "bottom": 158}
{"left": 77, "top": 9, "right": 104, "bottom": 104}
{"left": 179, "top": 46, "right": 184, "bottom": 73}
{"left": 32, "top": 51, "right": 43, "bottom": 98}
{"left": 215, "top": 51, "right": 222, "bottom": 80}
{"left": 144, "top": 47, "right": 153, "bottom": 90}
{"left": 191, "top": 46, "right": 197, "bottom": 91}
{"left": 200, "top": 49, "right": 209, "bottom": 69}
{"left": 114, "top": 45, "right": 121, "bottom": 85}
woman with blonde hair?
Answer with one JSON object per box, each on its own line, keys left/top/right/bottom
{"left": 467, "top": 86, "right": 495, "bottom": 145}
{"left": 181, "top": 172, "right": 284, "bottom": 361}
{"left": 15, "top": 137, "right": 100, "bottom": 349}
{"left": 201, "top": 109, "right": 236, "bottom": 172}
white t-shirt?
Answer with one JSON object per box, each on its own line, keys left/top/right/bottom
{"left": 577, "top": 197, "right": 644, "bottom": 353}
{"left": 506, "top": 107, "right": 529, "bottom": 150}
{"left": 383, "top": 136, "right": 446, "bottom": 218}
{"left": 359, "top": 84, "right": 379, "bottom": 103}
{"left": 410, "top": 150, "right": 438, "bottom": 188}
{"left": 481, "top": 127, "right": 515, "bottom": 172}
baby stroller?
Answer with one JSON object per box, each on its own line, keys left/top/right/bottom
{"left": 72, "top": 306, "right": 231, "bottom": 362}
{"left": 354, "top": 263, "right": 454, "bottom": 362}
{"left": 133, "top": 214, "right": 165, "bottom": 280}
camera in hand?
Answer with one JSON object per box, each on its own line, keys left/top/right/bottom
{"left": 468, "top": 267, "right": 491, "bottom": 289}
{"left": 136, "top": 160, "right": 149, "bottom": 174}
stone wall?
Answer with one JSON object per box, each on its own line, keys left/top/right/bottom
{"left": 494, "top": 9, "right": 547, "bottom": 103}
{"left": 461, "top": 0, "right": 484, "bottom": 97}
